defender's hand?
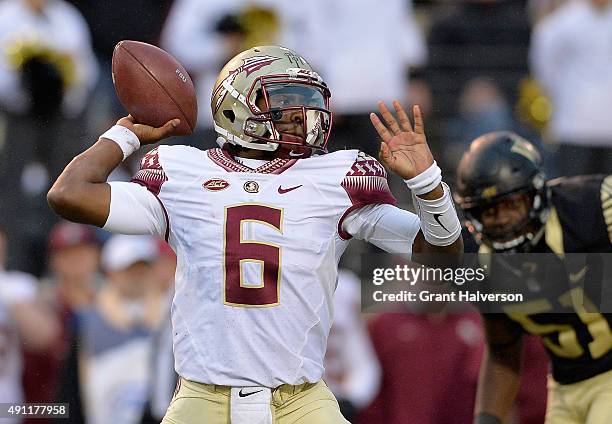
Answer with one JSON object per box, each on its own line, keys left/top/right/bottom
{"left": 370, "top": 101, "right": 434, "bottom": 180}
{"left": 116, "top": 115, "right": 181, "bottom": 146}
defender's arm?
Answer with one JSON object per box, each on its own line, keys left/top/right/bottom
{"left": 474, "top": 315, "right": 524, "bottom": 424}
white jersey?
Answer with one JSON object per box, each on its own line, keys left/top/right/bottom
{"left": 107, "top": 146, "right": 420, "bottom": 387}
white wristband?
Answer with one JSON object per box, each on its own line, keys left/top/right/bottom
{"left": 412, "top": 182, "right": 461, "bottom": 246}
{"left": 404, "top": 161, "right": 442, "bottom": 195}
{"left": 100, "top": 125, "right": 140, "bottom": 160}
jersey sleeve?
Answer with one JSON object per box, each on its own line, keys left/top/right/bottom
{"left": 338, "top": 151, "right": 397, "bottom": 240}
{"left": 549, "top": 175, "right": 612, "bottom": 251}
{"left": 132, "top": 147, "right": 168, "bottom": 196}
{"left": 103, "top": 148, "right": 169, "bottom": 238}
{"left": 342, "top": 204, "right": 420, "bottom": 256}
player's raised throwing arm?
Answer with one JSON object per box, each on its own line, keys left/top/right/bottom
{"left": 48, "top": 116, "right": 179, "bottom": 227}
{"left": 369, "top": 101, "right": 463, "bottom": 258}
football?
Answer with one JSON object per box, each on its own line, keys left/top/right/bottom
{"left": 112, "top": 40, "right": 197, "bottom": 135}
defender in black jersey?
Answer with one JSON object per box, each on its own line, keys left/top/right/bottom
{"left": 455, "top": 132, "right": 612, "bottom": 424}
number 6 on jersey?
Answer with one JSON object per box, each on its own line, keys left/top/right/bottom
{"left": 224, "top": 204, "right": 283, "bottom": 307}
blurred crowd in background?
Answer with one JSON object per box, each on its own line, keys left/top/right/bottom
{"left": 0, "top": 0, "right": 611, "bottom": 423}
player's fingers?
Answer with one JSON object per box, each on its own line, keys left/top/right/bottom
{"left": 379, "top": 141, "right": 389, "bottom": 159}
{"left": 413, "top": 105, "right": 425, "bottom": 135}
{"left": 168, "top": 118, "right": 181, "bottom": 129}
{"left": 163, "top": 119, "right": 181, "bottom": 134}
{"left": 370, "top": 113, "right": 392, "bottom": 143}
{"left": 378, "top": 101, "right": 401, "bottom": 135}
{"left": 393, "top": 100, "right": 413, "bottom": 132}
{"left": 116, "top": 115, "right": 135, "bottom": 126}
{"left": 150, "top": 119, "right": 180, "bottom": 141}
{"left": 379, "top": 141, "right": 394, "bottom": 166}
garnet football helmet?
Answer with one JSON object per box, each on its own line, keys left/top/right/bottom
{"left": 211, "top": 46, "right": 332, "bottom": 154}
{"left": 455, "top": 131, "right": 549, "bottom": 251}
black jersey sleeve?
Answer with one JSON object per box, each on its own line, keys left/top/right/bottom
{"left": 548, "top": 175, "right": 612, "bottom": 252}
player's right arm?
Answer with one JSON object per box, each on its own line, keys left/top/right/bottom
{"left": 474, "top": 314, "right": 524, "bottom": 424}
{"left": 47, "top": 116, "right": 179, "bottom": 228}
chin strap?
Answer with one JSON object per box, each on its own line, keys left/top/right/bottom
{"left": 488, "top": 223, "right": 545, "bottom": 253}
{"left": 214, "top": 123, "right": 278, "bottom": 152}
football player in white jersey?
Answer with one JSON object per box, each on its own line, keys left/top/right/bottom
{"left": 48, "top": 46, "right": 463, "bottom": 424}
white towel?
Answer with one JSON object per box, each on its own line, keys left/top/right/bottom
{"left": 230, "top": 387, "right": 273, "bottom": 424}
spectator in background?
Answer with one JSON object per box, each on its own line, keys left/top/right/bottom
{"left": 358, "top": 309, "right": 483, "bottom": 424}
{"left": 0, "top": 226, "right": 59, "bottom": 421}
{"left": 73, "top": 235, "right": 163, "bottom": 424}
{"left": 427, "top": 0, "right": 531, "bottom": 115}
{"left": 425, "top": 0, "right": 531, "bottom": 175}
{"left": 449, "top": 77, "right": 555, "bottom": 179}
{"left": 527, "top": 0, "right": 569, "bottom": 24}
{"left": 67, "top": 0, "right": 171, "bottom": 65}
{"left": 324, "top": 269, "right": 381, "bottom": 422}
{"left": 21, "top": 221, "right": 100, "bottom": 413}
{"left": 0, "top": 0, "right": 97, "bottom": 118}
{"left": 140, "top": 241, "right": 177, "bottom": 424}
{"left": 457, "top": 78, "right": 515, "bottom": 148}
{"left": 530, "top": 0, "right": 612, "bottom": 176}
{"left": 45, "top": 221, "right": 100, "bottom": 315}
{"left": 0, "top": 0, "right": 97, "bottom": 274}
{"left": 67, "top": 0, "right": 173, "bottom": 133}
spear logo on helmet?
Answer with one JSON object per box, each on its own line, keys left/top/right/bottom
{"left": 213, "top": 55, "right": 281, "bottom": 113}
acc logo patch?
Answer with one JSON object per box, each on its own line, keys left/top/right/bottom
{"left": 203, "top": 178, "right": 230, "bottom": 191}
{"left": 243, "top": 181, "right": 259, "bottom": 193}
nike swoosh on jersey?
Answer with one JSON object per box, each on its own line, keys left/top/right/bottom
{"left": 278, "top": 185, "right": 302, "bottom": 194}
{"left": 433, "top": 213, "right": 450, "bottom": 233}
{"left": 238, "top": 389, "right": 263, "bottom": 397}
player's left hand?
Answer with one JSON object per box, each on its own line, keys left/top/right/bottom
{"left": 370, "top": 101, "right": 434, "bottom": 180}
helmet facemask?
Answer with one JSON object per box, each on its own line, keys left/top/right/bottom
{"left": 245, "top": 73, "right": 332, "bottom": 152}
